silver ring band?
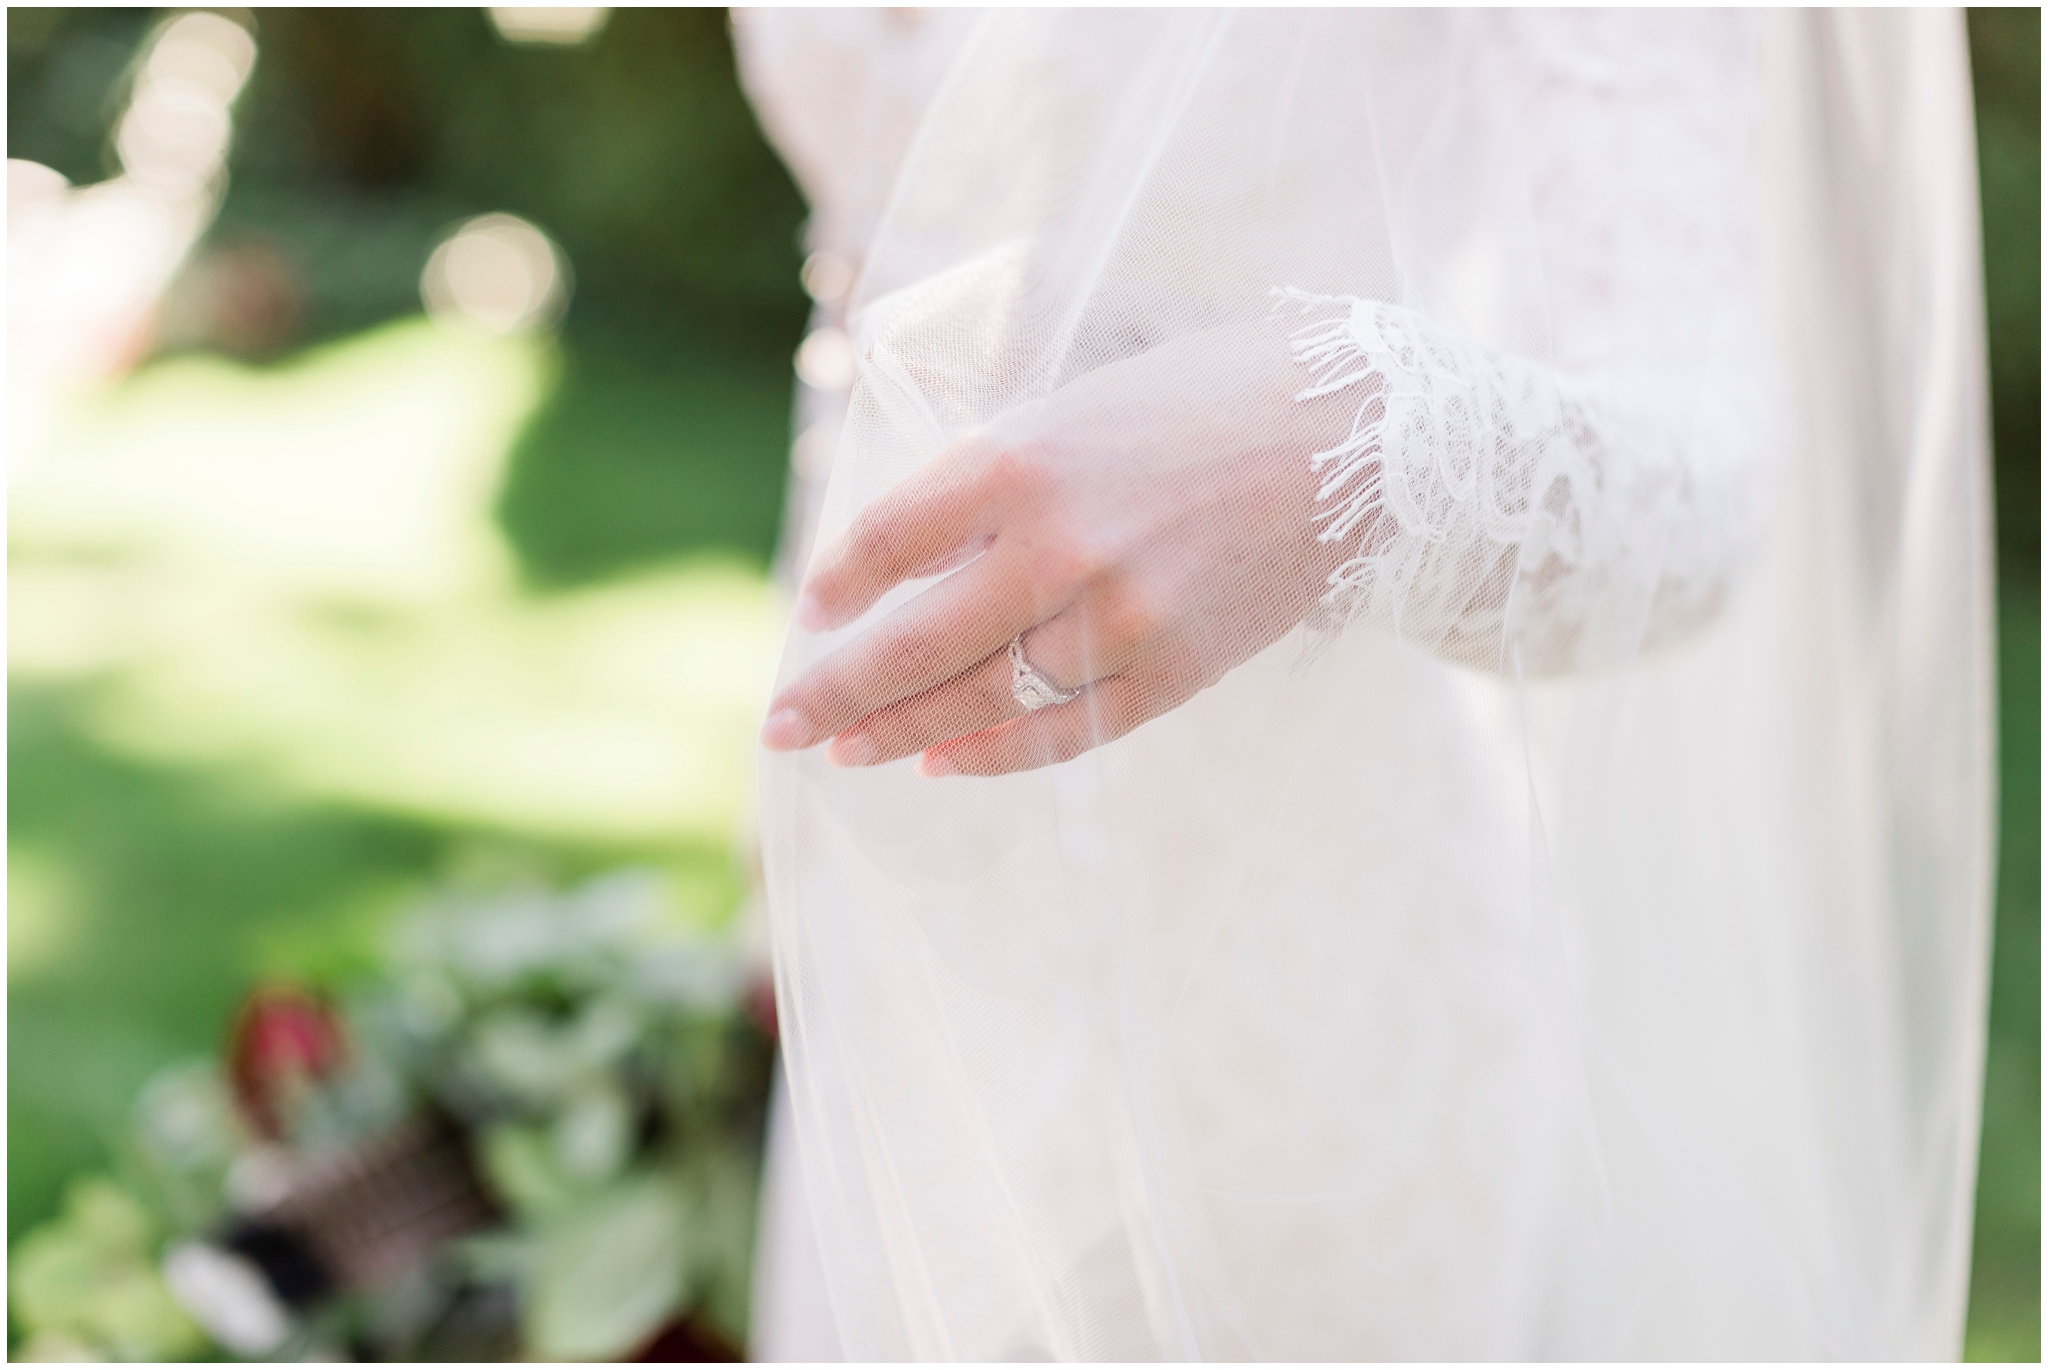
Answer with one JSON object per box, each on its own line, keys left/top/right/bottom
{"left": 1009, "top": 634, "right": 1079, "bottom": 711}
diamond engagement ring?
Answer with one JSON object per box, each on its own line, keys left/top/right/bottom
{"left": 1008, "top": 634, "right": 1079, "bottom": 711}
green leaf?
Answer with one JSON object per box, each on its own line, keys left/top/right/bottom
{"left": 478, "top": 1123, "right": 583, "bottom": 1222}
{"left": 677, "top": 1142, "right": 761, "bottom": 1348}
{"left": 524, "top": 1173, "right": 691, "bottom": 1361}
{"left": 9, "top": 1177, "right": 208, "bottom": 1362}
{"left": 551, "top": 1083, "right": 634, "bottom": 1183}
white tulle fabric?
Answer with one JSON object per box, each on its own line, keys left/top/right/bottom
{"left": 733, "top": 7, "right": 984, "bottom": 597}
{"left": 743, "top": 9, "right": 1993, "bottom": 1360}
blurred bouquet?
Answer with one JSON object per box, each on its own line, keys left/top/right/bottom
{"left": 9, "top": 870, "right": 774, "bottom": 1362}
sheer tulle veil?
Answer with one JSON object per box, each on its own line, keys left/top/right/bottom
{"left": 757, "top": 10, "right": 1993, "bottom": 1359}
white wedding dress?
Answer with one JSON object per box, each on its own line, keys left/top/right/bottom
{"left": 736, "top": 10, "right": 1992, "bottom": 1361}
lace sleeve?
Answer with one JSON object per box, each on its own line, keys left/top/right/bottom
{"left": 1279, "top": 13, "right": 1786, "bottom": 678}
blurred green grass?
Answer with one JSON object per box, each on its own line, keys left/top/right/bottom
{"left": 7, "top": 317, "right": 784, "bottom": 1259}
{"left": 496, "top": 316, "right": 795, "bottom": 590}
{"left": 8, "top": 688, "right": 445, "bottom": 1238}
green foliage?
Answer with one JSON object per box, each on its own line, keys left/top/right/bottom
{"left": 6, "top": 8, "right": 154, "bottom": 183}
{"left": 7, "top": 690, "right": 449, "bottom": 1251}
{"left": 1967, "top": 592, "right": 2042, "bottom": 1362}
{"left": 1968, "top": 7, "right": 2041, "bottom": 579}
{"left": 337, "top": 870, "right": 771, "bottom": 1354}
{"left": 8, "top": 870, "right": 770, "bottom": 1360}
{"left": 235, "top": 9, "right": 807, "bottom": 341}
{"left": 9, "top": 8, "right": 813, "bottom": 349}
{"left": 127, "top": 1062, "right": 242, "bottom": 1238}
{"left": 9, "top": 1177, "right": 207, "bottom": 1362}
{"left": 1963, "top": 10, "right": 2041, "bottom": 1361}
{"left": 525, "top": 1172, "right": 691, "bottom": 1360}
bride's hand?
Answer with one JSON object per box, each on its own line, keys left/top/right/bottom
{"left": 760, "top": 320, "right": 1353, "bottom": 776}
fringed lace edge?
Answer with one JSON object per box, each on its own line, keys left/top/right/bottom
{"left": 1273, "top": 287, "right": 1404, "bottom": 549}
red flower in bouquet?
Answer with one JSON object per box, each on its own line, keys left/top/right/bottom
{"left": 226, "top": 985, "right": 347, "bottom": 1141}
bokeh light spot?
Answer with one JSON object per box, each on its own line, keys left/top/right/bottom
{"left": 487, "top": 8, "right": 610, "bottom": 46}
{"left": 799, "top": 249, "right": 856, "bottom": 308}
{"left": 116, "top": 12, "right": 255, "bottom": 193}
{"left": 422, "top": 214, "right": 570, "bottom": 338}
{"left": 794, "top": 327, "right": 856, "bottom": 392}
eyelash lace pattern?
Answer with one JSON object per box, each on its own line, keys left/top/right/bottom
{"left": 1276, "top": 288, "right": 1779, "bottom": 675}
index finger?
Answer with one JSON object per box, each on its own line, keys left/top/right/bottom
{"left": 767, "top": 541, "right": 1053, "bottom": 751}
{"left": 797, "top": 435, "right": 1006, "bottom": 631}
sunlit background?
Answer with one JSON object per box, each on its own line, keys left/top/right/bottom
{"left": 6, "top": 7, "right": 2040, "bottom": 1360}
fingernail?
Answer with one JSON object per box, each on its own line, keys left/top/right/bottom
{"left": 915, "top": 752, "right": 956, "bottom": 778}
{"left": 826, "top": 734, "right": 879, "bottom": 767}
{"left": 761, "top": 709, "right": 814, "bottom": 750}
{"left": 794, "top": 593, "right": 830, "bottom": 631}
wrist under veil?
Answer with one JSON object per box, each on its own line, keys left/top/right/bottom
{"left": 757, "top": 10, "right": 1993, "bottom": 1360}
